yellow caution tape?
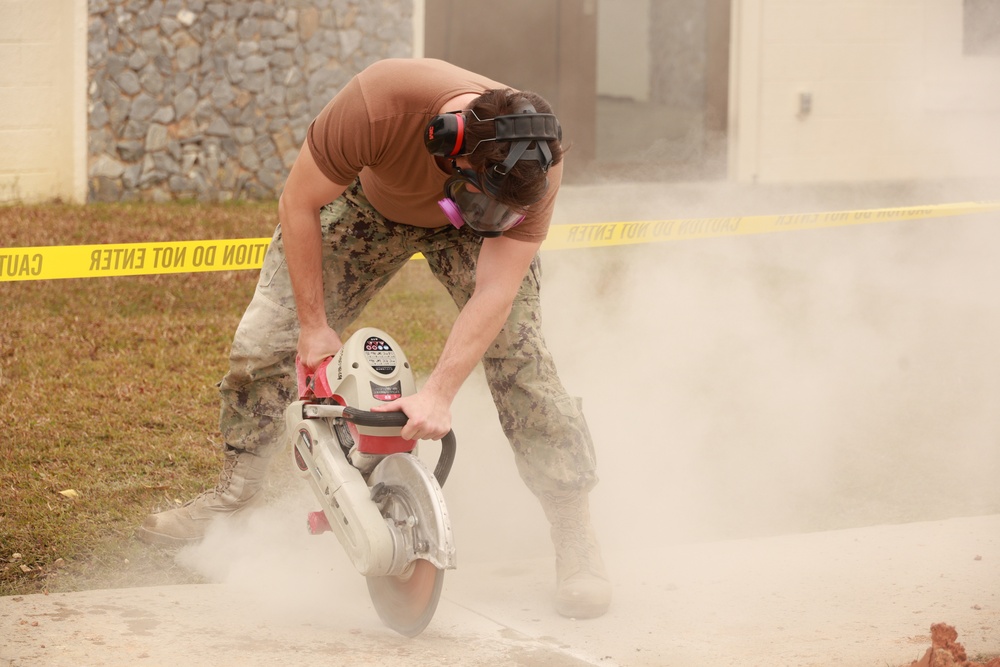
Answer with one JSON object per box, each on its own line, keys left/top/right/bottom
{"left": 1, "top": 201, "right": 997, "bottom": 282}
{"left": 0, "top": 237, "right": 273, "bottom": 282}
{"left": 543, "top": 200, "right": 1000, "bottom": 250}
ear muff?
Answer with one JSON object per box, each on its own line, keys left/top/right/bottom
{"left": 423, "top": 111, "right": 466, "bottom": 157}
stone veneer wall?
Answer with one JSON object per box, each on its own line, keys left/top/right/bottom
{"left": 87, "top": 0, "right": 413, "bottom": 202}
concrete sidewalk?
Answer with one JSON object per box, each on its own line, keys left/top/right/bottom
{"left": 2, "top": 514, "right": 997, "bottom": 667}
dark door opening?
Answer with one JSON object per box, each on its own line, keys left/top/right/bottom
{"left": 423, "top": 0, "right": 729, "bottom": 183}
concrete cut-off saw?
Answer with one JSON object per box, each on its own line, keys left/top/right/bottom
{"left": 285, "top": 327, "right": 457, "bottom": 636}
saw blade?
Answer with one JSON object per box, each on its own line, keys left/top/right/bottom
{"left": 365, "top": 453, "right": 454, "bottom": 636}
{"left": 367, "top": 559, "right": 444, "bottom": 637}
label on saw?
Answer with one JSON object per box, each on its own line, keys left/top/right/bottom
{"left": 363, "top": 336, "right": 397, "bottom": 375}
{"left": 370, "top": 380, "right": 402, "bottom": 401}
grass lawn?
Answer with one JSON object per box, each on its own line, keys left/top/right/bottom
{"left": 0, "top": 202, "right": 455, "bottom": 595}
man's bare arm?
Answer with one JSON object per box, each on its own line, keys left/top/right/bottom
{"left": 278, "top": 142, "right": 352, "bottom": 368}
{"left": 374, "top": 234, "right": 542, "bottom": 440}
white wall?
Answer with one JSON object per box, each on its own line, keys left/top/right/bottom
{"left": 412, "top": 0, "right": 425, "bottom": 57}
{"left": 0, "top": 0, "right": 87, "bottom": 203}
{"left": 729, "top": 0, "right": 1000, "bottom": 183}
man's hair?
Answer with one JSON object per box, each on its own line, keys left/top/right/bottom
{"left": 463, "top": 89, "right": 563, "bottom": 210}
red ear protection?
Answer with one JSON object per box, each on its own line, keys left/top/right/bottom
{"left": 423, "top": 111, "right": 466, "bottom": 157}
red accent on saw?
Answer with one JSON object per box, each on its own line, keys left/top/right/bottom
{"left": 357, "top": 433, "right": 415, "bottom": 455}
{"left": 307, "top": 511, "right": 332, "bottom": 534}
{"left": 296, "top": 356, "right": 336, "bottom": 399}
{"left": 343, "top": 416, "right": 414, "bottom": 455}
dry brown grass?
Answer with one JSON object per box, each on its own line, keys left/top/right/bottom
{"left": 0, "top": 202, "right": 455, "bottom": 595}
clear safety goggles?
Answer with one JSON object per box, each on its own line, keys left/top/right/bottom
{"left": 437, "top": 167, "right": 525, "bottom": 237}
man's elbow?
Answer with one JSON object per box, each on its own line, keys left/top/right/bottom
{"left": 277, "top": 190, "right": 297, "bottom": 221}
{"left": 472, "top": 285, "right": 517, "bottom": 322}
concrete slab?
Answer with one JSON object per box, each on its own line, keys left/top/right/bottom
{"left": 2, "top": 514, "right": 997, "bottom": 667}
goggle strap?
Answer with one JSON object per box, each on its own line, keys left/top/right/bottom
{"left": 493, "top": 114, "right": 561, "bottom": 143}
{"left": 463, "top": 110, "right": 561, "bottom": 161}
{"left": 493, "top": 141, "right": 529, "bottom": 177}
{"left": 492, "top": 138, "right": 554, "bottom": 182}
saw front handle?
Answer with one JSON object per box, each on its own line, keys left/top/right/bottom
{"left": 345, "top": 407, "right": 457, "bottom": 486}
{"left": 300, "top": 403, "right": 457, "bottom": 486}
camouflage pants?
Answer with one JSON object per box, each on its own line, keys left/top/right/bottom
{"left": 218, "top": 181, "right": 597, "bottom": 496}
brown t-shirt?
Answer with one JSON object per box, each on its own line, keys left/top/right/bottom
{"left": 306, "top": 58, "right": 558, "bottom": 243}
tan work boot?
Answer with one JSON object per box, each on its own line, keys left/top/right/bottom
{"left": 136, "top": 447, "right": 273, "bottom": 547}
{"left": 539, "top": 490, "right": 612, "bottom": 619}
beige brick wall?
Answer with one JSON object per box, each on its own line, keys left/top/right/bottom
{"left": 730, "top": 0, "right": 1000, "bottom": 183}
{"left": 0, "top": 0, "right": 86, "bottom": 203}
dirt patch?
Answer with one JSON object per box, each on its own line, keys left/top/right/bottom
{"left": 908, "top": 624, "right": 1000, "bottom": 667}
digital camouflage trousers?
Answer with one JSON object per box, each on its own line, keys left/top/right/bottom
{"left": 217, "top": 181, "right": 598, "bottom": 496}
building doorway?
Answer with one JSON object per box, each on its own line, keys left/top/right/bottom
{"left": 423, "top": 0, "right": 730, "bottom": 183}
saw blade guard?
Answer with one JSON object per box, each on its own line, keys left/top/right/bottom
{"left": 369, "top": 453, "right": 457, "bottom": 572}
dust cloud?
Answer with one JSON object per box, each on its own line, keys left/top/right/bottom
{"left": 541, "top": 178, "right": 1000, "bottom": 557}
{"left": 172, "top": 178, "right": 1000, "bottom": 620}
{"left": 380, "top": 177, "right": 1000, "bottom": 571}
{"left": 175, "top": 483, "right": 381, "bottom": 625}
